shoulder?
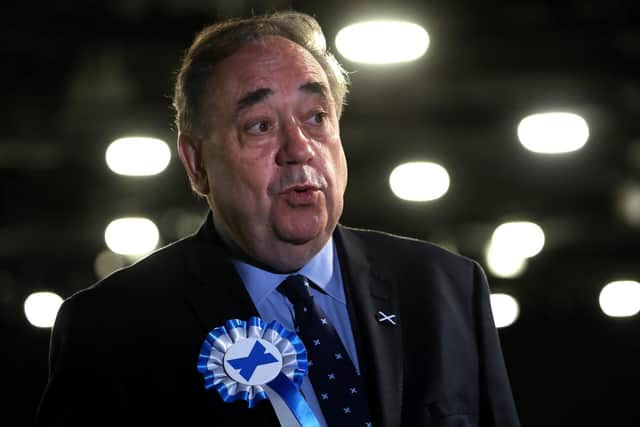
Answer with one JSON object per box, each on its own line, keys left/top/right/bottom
{"left": 62, "top": 232, "right": 202, "bottom": 312}
{"left": 336, "top": 224, "right": 483, "bottom": 285}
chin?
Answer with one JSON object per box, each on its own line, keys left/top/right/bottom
{"left": 279, "top": 230, "right": 323, "bottom": 246}
{"left": 275, "top": 221, "right": 327, "bottom": 246}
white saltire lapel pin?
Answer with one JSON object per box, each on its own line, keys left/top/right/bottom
{"left": 376, "top": 311, "right": 397, "bottom": 325}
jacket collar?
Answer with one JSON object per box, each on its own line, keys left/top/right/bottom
{"left": 184, "top": 212, "right": 258, "bottom": 332}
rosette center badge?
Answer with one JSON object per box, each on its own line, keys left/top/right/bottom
{"left": 224, "top": 338, "right": 283, "bottom": 385}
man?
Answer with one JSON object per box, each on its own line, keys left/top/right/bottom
{"left": 36, "top": 11, "right": 520, "bottom": 427}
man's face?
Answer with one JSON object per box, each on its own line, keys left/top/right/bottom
{"left": 183, "top": 36, "right": 347, "bottom": 271}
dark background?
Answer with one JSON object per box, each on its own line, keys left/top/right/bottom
{"left": 2, "top": 1, "right": 639, "bottom": 425}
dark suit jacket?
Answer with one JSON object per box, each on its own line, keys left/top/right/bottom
{"left": 36, "top": 214, "right": 520, "bottom": 426}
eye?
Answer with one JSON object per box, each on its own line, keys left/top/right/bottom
{"left": 246, "top": 120, "right": 271, "bottom": 134}
{"left": 308, "top": 111, "right": 327, "bottom": 125}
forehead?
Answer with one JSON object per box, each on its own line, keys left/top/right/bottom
{"left": 208, "top": 36, "right": 331, "bottom": 103}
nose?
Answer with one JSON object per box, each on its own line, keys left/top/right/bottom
{"left": 276, "top": 120, "right": 314, "bottom": 166}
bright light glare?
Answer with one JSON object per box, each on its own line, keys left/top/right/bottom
{"left": 492, "top": 221, "right": 545, "bottom": 258}
{"left": 24, "top": 292, "right": 63, "bottom": 328}
{"left": 484, "top": 221, "right": 544, "bottom": 278}
{"left": 389, "top": 161, "right": 449, "bottom": 202}
{"left": 106, "top": 137, "right": 170, "bottom": 176}
{"left": 490, "top": 293, "right": 520, "bottom": 328}
{"left": 104, "top": 217, "right": 159, "bottom": 255}
{"left": 485, "top": 243, "right": 528, "bottom": 279}
{"left": 517, "top": 112, "right": 589, "bottom": 154}
{"left": 335, "top": 20, "right": 429, "bottom": 64}
{"left": 599, "top": 280, "right": 640, "bottom": 317}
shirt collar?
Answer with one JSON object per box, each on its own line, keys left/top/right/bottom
{"left": 232, "top": 237, "right": 344, "bottom": 307}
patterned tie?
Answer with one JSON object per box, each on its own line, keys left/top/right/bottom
{"left": 278, "top": 275, "right": 372, "bottom": 427}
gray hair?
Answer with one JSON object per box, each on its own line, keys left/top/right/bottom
{"left": 173, "top": 11, "right": 350, "bottom": 137}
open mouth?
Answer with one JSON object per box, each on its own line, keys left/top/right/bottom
{"left": 281, "top": 185, "right": 319, "bottom": 205}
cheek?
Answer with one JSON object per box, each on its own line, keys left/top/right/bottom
{"left": 327, "top": 143, "right": 348, "bottom": 191}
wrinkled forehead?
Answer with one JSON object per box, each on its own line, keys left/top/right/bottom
{"left": 207, "top": 35, "right": 332, "bottom": 104}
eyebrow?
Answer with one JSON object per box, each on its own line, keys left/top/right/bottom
{"left": 236, "top": 88, "right": 273, "bottom": 113}
{"left": 299, "top": 81, "right": 329, "bottom": 99}
{"left": 235, "top": 81, "right": 329, "bottom": 114}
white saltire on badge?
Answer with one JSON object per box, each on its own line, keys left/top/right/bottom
{"left": 223, "top": 338, "right": 283, "bottom": 385}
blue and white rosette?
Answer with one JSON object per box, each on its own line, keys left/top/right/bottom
{"left": 197, "top": 316, "right": 320, "bottom": 427}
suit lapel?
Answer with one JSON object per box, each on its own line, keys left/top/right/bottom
{"left": 183, "top": 213, "right": 259, "bottom": 332}
{"left": 182, "top": 213, "right": 279, "bottom": 424}
{"left": 335, "top": 225, "right": 404, "bottom": 427}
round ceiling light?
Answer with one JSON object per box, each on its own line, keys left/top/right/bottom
{"left": 335, "top": 20, "right": 429, "bottom": 64}
{"left": 517, "top": 112, "right": 589, "bottom": 154}
{"left": 389, "top": 161, "right": 450, "bottom": 202}
{"left": 106, "top": 136, "right": 171, "bottom": 176}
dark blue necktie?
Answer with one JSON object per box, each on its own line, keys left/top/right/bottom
{"left": 278, "top": 275, "right": 372, "bottom": 427}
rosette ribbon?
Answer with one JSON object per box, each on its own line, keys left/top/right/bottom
{"left": 197, "top": 316, "right": 320, "bottom": 427}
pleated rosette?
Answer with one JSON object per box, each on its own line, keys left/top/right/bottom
{"left": 197, "top": 316, "right": 308, "bottom": 408}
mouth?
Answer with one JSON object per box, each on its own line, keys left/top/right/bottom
{"left": 281, "top": 183, "right": 320, "bottom": 193}
{"left": 280, "top": 184, "right": 320, "bottom": 205}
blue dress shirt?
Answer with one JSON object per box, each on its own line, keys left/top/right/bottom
{"left": 232, "top": 237, "right": 360, "bottom": 427}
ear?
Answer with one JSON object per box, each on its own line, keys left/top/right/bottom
{"left": 177, "top": 133, "right": 210, "bottom": 195}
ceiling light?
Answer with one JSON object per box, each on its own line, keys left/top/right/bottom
{"left": 491, "top": 221, "right": 545, "bottom": 258}
{"left": 24, "top": 291, "right": 63, "bottom": 328}
{"left": 389, "top": 161, "right": 450, "bottom": 202}
{"left": 484, "top": 243, "right": 528, "bottom": 279}
{"left": 94, "top": 249, "right": 127, "bottom": 279}
{"left": 490, "top": 293, "right": 520, "bottom": 328}
{"left": 617, "top": 183, "right": 640, "bottom": 228}
{"left": 106, "top": 136, "right": 171, "bottom": 176}
{"left": 599, "top": 280, "right": 640, "bottom": 317}
{"left": 484, "top": 221, "right": 544, "bottom": 278}
{"left": 517, "top": 112, "right": 589, "bottom": 154}
{"left": 335, "top": 20, "right": 429, "bottom": 64}
{"left": 104, "top": 217, "right": 159, "bottom": 255}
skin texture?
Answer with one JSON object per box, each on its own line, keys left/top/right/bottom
{"left": 178, "top": 36, "right": 348, "bottom": 272}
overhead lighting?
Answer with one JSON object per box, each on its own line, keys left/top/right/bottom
{"left": 24, "top": 291, "right": 63, "bottom": 328}
{"left": 484, "top": 221, "right": 545, "bottom": 278}
{"left": 490, "top": 293, "right": 520, "bottom": 328}
{"left": 104, "top": 217, "right": 159, "bottom": 255}
{"left": 335, "top": 20, "right": 429, "bottom": 64}
{"left": 517, "top": 112, "right": 589, "bottom": 154}
{"left": 106, "top": 136, "right": 171, "bottom": 176}
{"left": 617, "top": 183, "right": 640, "bottom": 228}
{"left": 389, "top": 161, "right": 450, "bottom": 202}
{"left": 599, "top": 280, "right": 640, "bottom": 318}
{"left": 94, "top": 249, "right": 127, "bottom": 279}
{"left": 491, "top": 221, "right": 545, "bottom": 258}
{"left": 485, "top": 243, "right": 528, "bottom": 279}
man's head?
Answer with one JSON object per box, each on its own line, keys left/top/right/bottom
{"left": 173, "top": 11, "right": 350, "bottom": 138}
{"left": 174, "top": 12, "right": 350, "bottom": 272}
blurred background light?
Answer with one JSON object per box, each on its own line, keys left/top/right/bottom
{"left": 490, "top": 293, "right": 520, "bottom": 328}
{"left": 104, "top": 217, "right": 159, "bottom": 255}
{"left": 517, "top": 112, "right": 589, "bottom": 154}
{"left": 492, "top": 221, "right": 545, "bottom": 258}
{"left": 617, "top": 183, "right": 640, "bottom": 228}
{"left": 335, "top": 20, "right": 429, "bottom": 64}
{"left": 389, "top": 161, "right": 450, "bottom": 201}
{"left": 485, "top": 243, "right": 528, "bottom": 279}
{"left": 106, "top": 136, "right": 170, "bottom": 176}
{"left": 94, "top": 249, "right": 127, "bottom": 279}
{"left": 599, "top": 280, "right": 640, "bottom": 317}
{"left": 484, "top": 221, "right": 544, "bottom": 278}
{"left": 24, "top": 292, "right": 63, "bottom": 328}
